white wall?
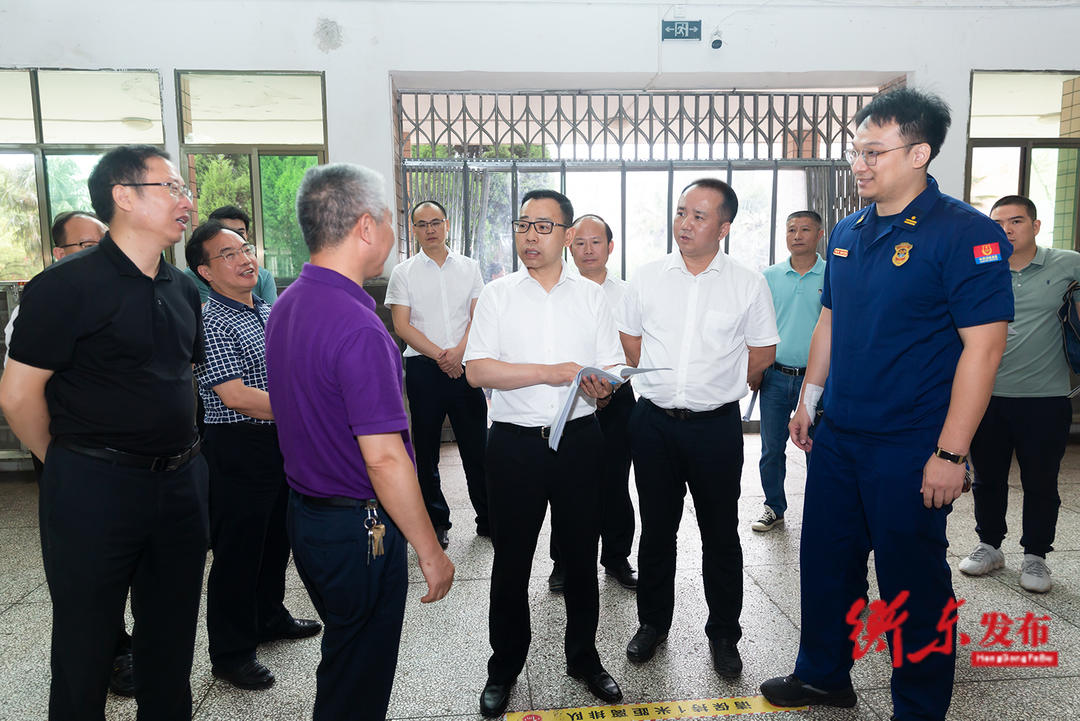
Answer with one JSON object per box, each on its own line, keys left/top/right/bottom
{"left": 3, "top": 0, "right": 1079, "bottom": 216}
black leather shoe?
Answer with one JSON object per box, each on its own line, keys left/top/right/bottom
{"left": 436, "top": 527, "right": 450, "bottom": 549}
{"left": 259, "top": 617, "right": 322, "bottom": 643}
{"left": 759, "top": 674, "right": 857, "bottom": 708}
{"left": 710, "top": 637, "right": 743, "bottom": 677}
{"left": 548, "top": 565, "right": 565, "bottom": 594}
{"left": 479, "top": 680, "right": 513, "bottom": 717}
{"left": 568, "top": 666, "right": 622, "bottom": 704}
{"left": 604, "top": 560, "right": 638, "bottom": 589}
{"left": 108, "top": 652, "right": 135, "bottom": 697}
{"left": 212, "top": 659, "right": 276, "bottom": 690}
{"left": 626, "top": 624, "right": 667, "bottom": 662}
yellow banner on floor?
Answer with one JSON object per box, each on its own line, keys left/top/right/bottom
{"left": 505, "top": 695, "right": 805, "bottom": 720}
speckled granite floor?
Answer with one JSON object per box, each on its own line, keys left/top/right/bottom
{"left": 1, "top": 434, "right": 1078, "bottom": 720}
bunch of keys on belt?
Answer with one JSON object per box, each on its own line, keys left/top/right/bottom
{"left": 365, "top": 506, "right": 386, "bottom": 564}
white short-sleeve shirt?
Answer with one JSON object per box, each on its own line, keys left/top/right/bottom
{"left": 464, "top": 262, "right": 624, "bottom": 426}
{"left": 385, "top": 247, "right": 484, "bottom": 357}
{"left": 600, "top": 275, "right": 629, "bottom": 328}
{"left": 620, "top": 250, "right": 779, "bottom": 411}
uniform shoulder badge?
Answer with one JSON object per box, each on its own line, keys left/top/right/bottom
{"left": 973, "top": 242, "right": 1002, "bottom": 264}
{"left": 833, "top": 247, "right": 849, "bottom": 258}
{"left": 892, "top": 242, "right": 912, "bottom": 267}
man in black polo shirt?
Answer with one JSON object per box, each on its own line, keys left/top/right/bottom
{"left": 0, "top": 145, "right": 208, "bottom": 721}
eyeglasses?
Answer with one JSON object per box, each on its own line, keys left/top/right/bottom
{"left": 208, "top": 243, "right": 257, "bottom": 264}
{"left": 511, "top": 219, "right": 567, "bottom": 234}
{"left": 118, "top": 181, "right": 195, "bottom": 201}
{"left": 56, "top": 240, "right": 100, "bottom": 250}
{"left": 843, "top": 143, "right": 917, "bottom": 167}
{"left": 412, "top": 219, "right": 445, "bottom": 230}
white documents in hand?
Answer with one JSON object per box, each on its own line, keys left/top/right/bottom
{"left": 547, "top": 365, "right": 667, "bottom": 451}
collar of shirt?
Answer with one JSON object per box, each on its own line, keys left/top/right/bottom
{"left": 507, "top": 260, "right": 575, "bottom": 291}
{"left": 786, "top": 254, "right": 826, "bottom": 276}
{"left": 418, "top": 246, "right": 455, "bottom": 266}
{"left": 663, "top": 248, "right": 727, "bottom": 276}
{"left": 207, "top": 288, "right": 266, "bottom": 313}
{"left": 298, "top": 262, "right": 375, "bottom": 312}
{"left": 1026, "top": 245, "right": 1049, "bottom": 268}
{"left": 99, "top": 232, "right": 174, "bottom": 282}
{"left": 852, "top": 174, "right": 943, "bottom": 238}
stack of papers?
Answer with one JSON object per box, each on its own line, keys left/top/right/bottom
{"left": 547, "top": 365, "right": 667, "bottom": 451}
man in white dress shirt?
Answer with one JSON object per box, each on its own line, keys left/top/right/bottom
{"left": 386, "top": 200, "right": 488, "bottom": 548}
{"left": 465, "top": 190, "right": 624, "bottom": 717}
{"left": 620, "top": 178, "right": 779, "bottom": 678}
{"left": 546, "top": 214, "right": 637, "bottom": 592}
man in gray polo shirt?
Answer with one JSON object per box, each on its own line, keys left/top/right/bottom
{"left": 959, "top": 194, "right": 1080, "bottom": 592}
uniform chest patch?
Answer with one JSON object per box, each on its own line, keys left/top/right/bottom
{"left": 974, "top": 242, "right": 1002, "bottom": 264}
{"left": 833, "top": 247, "right": 849, "bottom": 258}
{"left": 892, "top": 242, "right": 912, "bottom": 267}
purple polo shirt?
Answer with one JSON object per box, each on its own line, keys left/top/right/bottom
{"left": 265, "top": 263, "right": 413, "bottom": 499}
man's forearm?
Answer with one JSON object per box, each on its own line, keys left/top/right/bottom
{"left": 938, "top": 338, "right": 1005, "bottom": 455}
{"left": 214, "top": 380, "right": 274, "bottom": 420}
{"left": 366, "top": 450, "right": 443, "bottom": 559}
{"left": 465, "top": 358, "right": 548, "bottom": 390}
{"left": 395, "top": 323, "right": 444, "bottom": 360}
{"left": 1, "top": 395, "right": 51, "bottom": 461}
{"left": 747, "top": 345, "right": 776, "bottom": 380}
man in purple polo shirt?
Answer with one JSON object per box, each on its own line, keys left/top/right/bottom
{"left": 265, "top": 163, "right": 454, "bottom": 721}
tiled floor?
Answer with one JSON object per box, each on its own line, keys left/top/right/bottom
{"left": 1, "top": 434, "right": 1078, "bottom": 720}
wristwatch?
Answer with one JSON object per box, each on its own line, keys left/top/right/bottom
{"left": 933, "top": 447, "right": 967, "bottom": 465}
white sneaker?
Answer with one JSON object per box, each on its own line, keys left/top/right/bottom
{"left": 751, "top": 506, "right": 784, "bottom": 532}
{"left": 1020, "top": 554, "right": 1052, "bottom": 593}
{"left": 958, "top": 542, "right": 1004, "bottom": 576}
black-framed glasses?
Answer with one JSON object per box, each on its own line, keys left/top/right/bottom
{"left": 412, "top": 219, "right": 445, "bottom": 230}
{"left": 56, "top": 240, "right": 100, "bottom": 250}
{"left": 208, "top": 243, "right": 257, "bottom": 264}
{"left": 843, "top": 143, "right": 917, "bottom": 167}
{"left": 511, "top": 219, "right": 567, "bottom": 234}
{"left": 117, "top": 181, "right": 195, "bottom": 201}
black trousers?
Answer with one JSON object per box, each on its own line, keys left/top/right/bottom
{"left": 40, "top": 444, "right": 208, "bottom": 721}
{"left": 288, "top": 491, "right": 408, "bottom": 721}
{"left": 486, "top": 417, "right": 604, "bottom": 683}
{"left": 630, "top": 399, "right": 744, "bottom": 641}
{"left": 404, "top": 355, "right": 489, "bottom": 532}
{"left": 552, "top": 381, "right": 636, "bottom": 568}
{"left": 969, "top": 395, "right": 1069, "bottom": 557}
{"left": 204, "top": 422, "right": 291, "bottom": 668}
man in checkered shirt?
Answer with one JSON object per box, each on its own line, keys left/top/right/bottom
{"left": 186, "top": 220, "right": 321, "bottom": 691}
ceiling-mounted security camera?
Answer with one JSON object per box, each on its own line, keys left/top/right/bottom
{"left": 711, "top": 28, "right": 723, "bottom": 49}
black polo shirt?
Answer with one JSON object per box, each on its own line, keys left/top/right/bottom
{"left": 10, "top": 233, "right": 205, "bottom": 455}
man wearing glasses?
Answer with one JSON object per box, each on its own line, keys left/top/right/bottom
{"left": 386, "top": 199, "right": 489, "bottom": 549}
{"left": 465, "top": 189, "right": 625, "bottom": 716}
{"left": 0, "top": 145, "right": 208, "bottom": 721}
{"left": 185, "top": 221, "right": 321, "bottom": 691}
{"left": 760, "top": 88, "right": 1013, "bottom": 721}
{"left": 184, "top": 205, "right": 279, "bottom": 305}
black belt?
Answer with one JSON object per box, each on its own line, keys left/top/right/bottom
{"left": 772, "top": 362, "right": 806, "bottom": 376}
{"left": 55, "top": 439, "right": 201, "bottom": 472}
{"left": 642, "top": 397, "right": 738, "bottom": 421}
{"left": 300, "top": 494, "right": 378, "bottom": 509}
{"left": 491, "top": 414, "right": 596, "bottom": 440}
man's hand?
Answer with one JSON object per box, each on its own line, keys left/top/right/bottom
{"left": 921, "top": 454, "right": 966, "bottom": 509}
{"left": 542, "top": 362, "right": 582, "bottom": 386}
{"left": 438, "top": 345, "right": 465, "bottom": 376}
{"left": 747, "top": 371, "right": 763, "bottom": 392}
{"left": 788, "top": 404, "right": 813, "bottom": 452}
{"left": 417, "top": 548, "right": 455, "bottom": 603}
{"left": 579, "top": 374, "right": 613, "bottom": 400}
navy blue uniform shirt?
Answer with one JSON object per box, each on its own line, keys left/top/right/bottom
{"left": 821, "top": 176, "right": 1014, "bottom": 435}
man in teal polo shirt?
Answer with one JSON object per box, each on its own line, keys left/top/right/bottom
{"left": 959, "top": 195, "right": 1080, "bottom": 592}
{"left": 750, "top": 210, "right": 826, "bottom": 532}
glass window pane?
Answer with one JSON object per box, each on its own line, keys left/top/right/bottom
{"left": 970, "top": 72, "right": 1080, "bottom": 139}
{"left": 624, "top": 171, "right": 669, "bottom": 280}
{"left": 38, "top": 70, "right": 163, "bottom": 144}
{"left": 259, "top": 154, "right": 318, "bottom": 280}
{"left": 969, "top": 147, "right": 1021, "bottom": 216}
{"left": 404, "top": 168, "right": 466, "bottom": 256}
{"left": 0, "top": 154, "right": 44, "bottom": 281}
{"left": 1030, "top": 147, "right": 1079, "bottom": 249}
{"left": 45, "top": 153, "right": 102, "bottom": 218}
{"left": 0, "top": 71, "right": 35, "bottom": 143}
{"left": 468, "top": 169, "right": 513, "bottom": 283}
{"left": 182, "top": 73, "right": 325, "bottom": 145}
{"left": 187, "top": 153, "right": 253, "bottom": 227}
{"left": 564, "top": 171, "right": 623, "bottom": 278}
{"left": 724, "top": 170, "right": 774, "bottom": 271}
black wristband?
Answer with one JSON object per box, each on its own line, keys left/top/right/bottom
{"left": 934, "top": 447, "right": 967, "bottom": 465}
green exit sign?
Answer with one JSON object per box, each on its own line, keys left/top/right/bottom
{"left": 661, "top": 20, "right": 701, "bottom": 40}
